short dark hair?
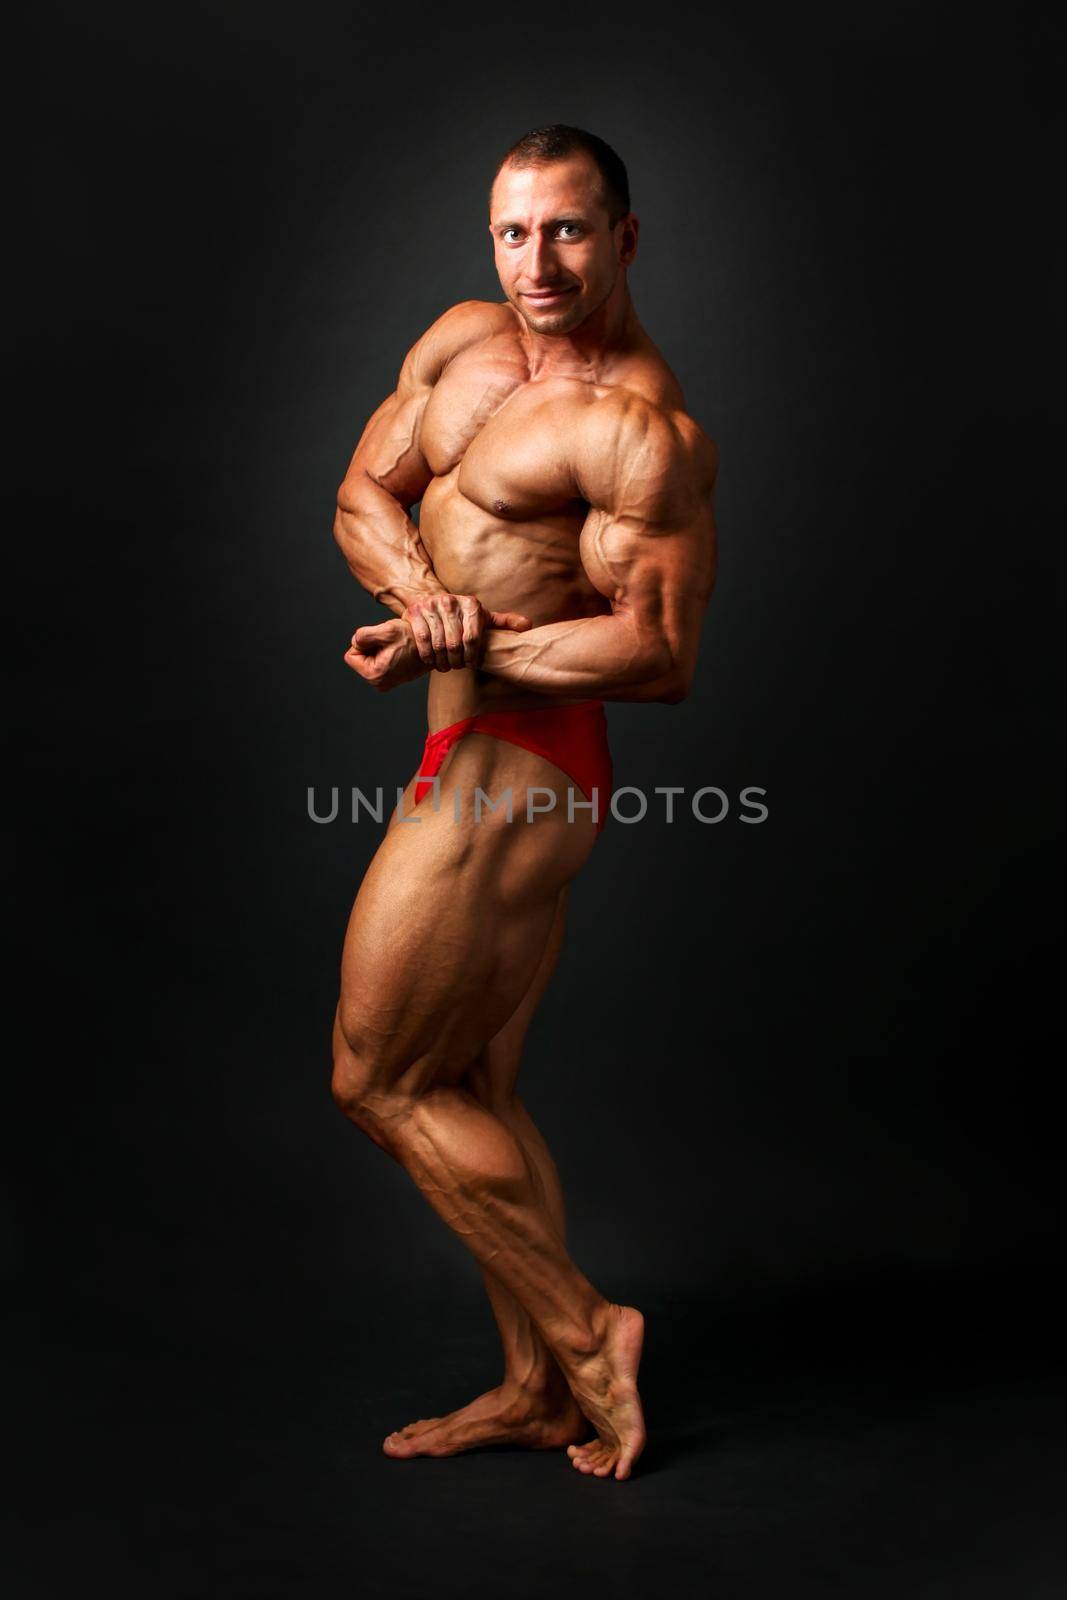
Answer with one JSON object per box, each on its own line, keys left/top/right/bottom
{"left": 490, "top": 124, "right": 631, "bottom": 225}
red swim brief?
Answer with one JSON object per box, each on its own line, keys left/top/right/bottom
{"left": 413, "top": 699, "right": 613, "bottom": 835}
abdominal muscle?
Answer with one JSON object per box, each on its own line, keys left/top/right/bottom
{"left": 419, "top": 478, "right": 610, "bottom": 731}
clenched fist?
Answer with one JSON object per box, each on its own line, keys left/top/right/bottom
{"left": 401, "top": 592, "right": 531, "bottom": 671}
{"left": 344, "top": 618, "right": 428, "bottom": 692}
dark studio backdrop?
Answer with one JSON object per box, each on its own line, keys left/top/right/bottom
{"left": 11, "top": 0, "right": 1064, "bottom": 1594}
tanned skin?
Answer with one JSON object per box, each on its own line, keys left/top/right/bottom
{"left": 331, "top": 150, "right": 718, "bottom": 1480}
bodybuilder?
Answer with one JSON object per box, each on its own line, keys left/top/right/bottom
{"left": 331, "top": 126, "right": 718, "bottom": 1481}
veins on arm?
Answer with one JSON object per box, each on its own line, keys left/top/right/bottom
{"left": 333, "top": 301, "right": 509, "bottom": 614}
{"left": 573, "top": 399, "right": 719, "bottom": 696}
{"left": 333, "top": 338, "right": 442, "bottom": 612}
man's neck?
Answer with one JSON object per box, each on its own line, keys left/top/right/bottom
{"left": 513, "top": 278, "right": 642, "bottom": 381}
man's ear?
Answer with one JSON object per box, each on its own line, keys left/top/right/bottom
{"left": 618, "top": 214, "right": 639, "bottom": 265}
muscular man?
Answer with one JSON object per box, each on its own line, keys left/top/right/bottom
{"left": 331, "top": 125, "right": 718, "bottom": 1481}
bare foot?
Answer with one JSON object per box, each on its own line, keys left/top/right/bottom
{"left": 382, "top": 1382, "right": 586, "bottom": 1458}
{"left": 564, "top": 1303, "right": 646, "bottom": 1481}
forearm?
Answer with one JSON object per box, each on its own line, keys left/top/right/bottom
{"left": 333, "top": 473, "right": 445, "bottom": 617}
{"left": 479, "top": 613, "right": 686, "bottom": 703}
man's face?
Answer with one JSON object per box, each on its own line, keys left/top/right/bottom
{"left": 489, "top": 154, "right": 634, "bottom": 335}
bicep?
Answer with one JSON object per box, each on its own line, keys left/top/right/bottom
{"left": 338, "top": 300, "right": 506, "bottom": 512}
{"left": 339, "top": 385, "right": 433, "bottom": 512}
{"left": 580, "top": 502, "right": 717, "bottom": 660}
{"left": 337, "top": 305, "right": 468, "bottom": 513}
{"left": 340, "top": 294, "right": 511, "bottom": 505}
{"left": 575, "top": 395, "right": 717, "bottom": 611}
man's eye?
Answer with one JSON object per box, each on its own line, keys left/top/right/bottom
{"left": 558, "top": 224, "right": 582, "bottom": 238}
{"left": 503, "top": 229, "right": 523, "bottom": 243}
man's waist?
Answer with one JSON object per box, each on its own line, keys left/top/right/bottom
{"left": 426, "top": 670, "right": 601, "bottom": 734}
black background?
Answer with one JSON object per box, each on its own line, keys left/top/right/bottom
{"left": 11, "top": 2, "right": 1065, "bottom": 1595}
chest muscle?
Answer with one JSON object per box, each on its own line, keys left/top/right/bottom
{"left": 420, "top": 345, "right": 587, "bottom": 520}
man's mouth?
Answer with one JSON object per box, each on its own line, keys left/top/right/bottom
{"left": 522, "top": 286, "right": 578, "bottom": 306}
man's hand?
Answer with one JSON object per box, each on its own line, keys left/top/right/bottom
{"left": 402, "top": 593, "right": 531, "bottom": 671}
{"left": 343, "top": 619, "right": 430, "bottom": 692}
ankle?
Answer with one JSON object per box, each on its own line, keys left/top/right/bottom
{"left": 548, "top": 1299, "right": 613, "bottom": 1366}
{"left": 502, "top": 1365, "right": 569, "bottom": 1403}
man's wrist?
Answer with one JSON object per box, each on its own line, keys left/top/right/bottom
{"left": 379, "top": 580, "right": 446, "bottom": 614}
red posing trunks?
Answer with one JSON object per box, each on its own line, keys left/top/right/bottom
{"left": 413, "top": 699, "right": 613, "bottom": 835}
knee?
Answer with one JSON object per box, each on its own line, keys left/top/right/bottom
{"left": 330, "top": 1005, "right": 384, "bottom": 1127}
{"left": 330, "top": 1048, "right": 366, "bottom": 1121}
{"left": 464, "top": 1052, "right": 518, "bottom": 1121}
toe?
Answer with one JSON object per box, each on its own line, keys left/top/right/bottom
{"left": 402, "top": 1417, "right": 438, "bottom": 1436}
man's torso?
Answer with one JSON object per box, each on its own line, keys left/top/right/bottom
{"left": 414, "top": 302, "right": 696, "bottom": 723}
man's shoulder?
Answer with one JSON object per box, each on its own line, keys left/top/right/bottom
{"left": 427, "top": 298, "right": 516, "bottom": 345}
{"left": 574, "top": 378, "right": 719, "bottom": 500}
{"left": 400, "top": 300, "right": 516, "bottom": 390}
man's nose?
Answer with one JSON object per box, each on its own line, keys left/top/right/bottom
{"left": 527, "top": 232, "right": 561, "bottom": 283}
